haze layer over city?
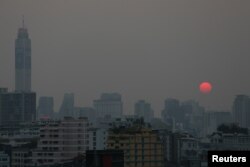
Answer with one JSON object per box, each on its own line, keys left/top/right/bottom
{"left": 1, "top": 0, "right": 250, "bottom": 116}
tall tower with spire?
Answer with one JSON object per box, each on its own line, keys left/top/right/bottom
{"left": 15, "top": 17, "right": 31, "bottom": 92}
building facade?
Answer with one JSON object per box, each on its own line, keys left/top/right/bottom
{"left": 233, "top": 95, "right": 250, "bottom": 128}
{"left": 210, "top": 132, "right": 250, "bottom": 151}
{"left": 12, "top": 149, "right": 32, "bottom": 167}
{"left": 0, "top": 89, "right": 36, "bottom": 126}
{"left": 88, "top": 127, "right": 108, "bottom": 150}
{"left": 58, "top": 93, "right": 74, "bottom": 118}
{"left": 202, "top": 111, "right": 232, "bottom": 137}
{"left": 0, "top": 151, "right": 10, "bottom": 167}
{"left": 162, "top": 98, "right": 180, "bottom": 120}
{"left": 75, "top": 107, "right": 96, "bottom": 123}
{"left": 30, "top": 117, "right": 89, "bottom": 166}
{"left": 107, "top": 128, "right": 164, "bottom": 167}
{"left": 134, "top": 100, "right": 154, "bottom": 123}
{"left": 37, "top": 96, "right": 54, "bottom": 119}
{"left": 94, "top": 93, "right": 123, "bottom": 118}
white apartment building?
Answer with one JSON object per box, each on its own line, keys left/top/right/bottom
{"left": 30, "top": 117, "right": 89, "bottom": 166}
{"left": 88, "top": 127, "right": 108, "bottom": 150}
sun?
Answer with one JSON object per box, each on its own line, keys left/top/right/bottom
{"left": 199, "top": 82, "right": 212, "bottom": 94}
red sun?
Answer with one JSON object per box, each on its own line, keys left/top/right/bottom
{"left": 199, "top": 82, "right": 212, "bottom": 94}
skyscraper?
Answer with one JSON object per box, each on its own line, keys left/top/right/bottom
{"left": 94, "top": 93, "right": 123, "bottom": 118}
{"left": 134, "top": 100, "right": 154, "bottom": 122}
{"left": 59, "top": 93, "right": 74, "bottom": 118}
{"left": 15, "top": 19, "right": 31, "bottom": 92}
{"left": 233, "top": 95, "right": 250, "bottom": 128}
{"left": 37, "top": 96, "right": 54, "bottom": 119}
{"left": 0, "top": 88, "right": 36, "bottom": 126}
{"left": 161, "top": 98, "right": 180, "bottom": 122}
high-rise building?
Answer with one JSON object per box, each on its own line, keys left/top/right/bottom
{"left": 134, "top": 100, "right": 154, "bottom": 122}
{"left": 0, "top": 88, "right": 36, "bottom": 126}
{"left": 161, "top": 98, "right": 180, "bottom": 129}
{"left": 37, "top": 96, "right": 54, "bottom": 119}
{"left": 202, "top": 111, "right": 232, "bottom": 136}
{"left": 155, "top": 130, "right": 200, "bottom": 167}
{"left": 15, "top": 19, "right": 31, "bottom": 92}
{"left": 59, "top": 93, "right": 74, "bottom": 118}
{"left": 93, "top": 93, "right": 123, "bottom": 118}
{"left": 181, "top": 100, "right": 205, "bottom": 136}
{"left": 233, "top": 95, "right": 250, "bottom": 128}
{"left": 162, "top": 98, "right": 180, "bottom": 120}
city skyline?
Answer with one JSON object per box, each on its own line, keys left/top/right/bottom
{"left": 1, "top": 1, "right": 250, "bottom": 116}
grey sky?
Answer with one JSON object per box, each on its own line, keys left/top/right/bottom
{"left": 1, "top": 0, "right": 250, "bottom": 116}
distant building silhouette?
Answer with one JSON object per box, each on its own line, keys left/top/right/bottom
{"left": 94, "top": 93, "right": 123, "bottom": 118}
{"left": 59, "top": 93, "right": 74, "bottom": 118}
{"left": 15, "top": 19, "right": 31, "bottom": 92}
{"left": 0, "top": 88, "right": 36, "bottom": 126}
{"left": 74, "top": 107, "right": 96, "bottom": 122}
{"left": 233, "top": 95, "right": 250, "bottom": 128}
{"left": 162, "top": 98, "right": 180, "bottom": 120}
{"left": 37, "top": 96, "right": 54, "bottom": 119}
{"left": 202, "top": 110, "right": 232, "bottom": 136}
{"left": 134, "top": 100, "right": 154, "bottom": 122}
{"left": 161, "top": 98, "right": 180, "bottom": 129}
{"left": 181, "top": 100, "right": 205, "bottom": 136}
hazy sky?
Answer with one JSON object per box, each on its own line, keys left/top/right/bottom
{"left": 1, "top": 0, "right": 250, "bottom": 116}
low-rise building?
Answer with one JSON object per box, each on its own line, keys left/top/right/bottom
{"left": 210, "top": 132, "right": 250, "bottom": 150}
{"left": 0, "top": 151, "right": 10, "bottom": 167}
{"left": 12, "top": 149, "right": 32, "bottom": 167}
